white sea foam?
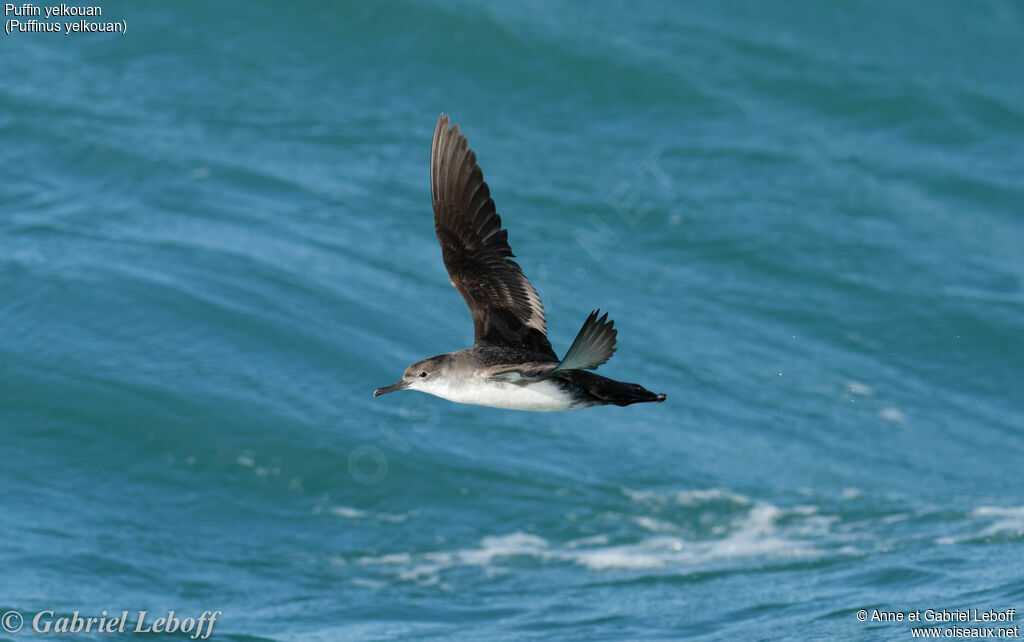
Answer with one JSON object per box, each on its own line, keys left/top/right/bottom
{"left": 570, "top": 505, "right": 822, "bottom": 570}
{"left": 353, "top": 490, "right": 837, "bottom": 585}
{"left": 315, "top": 505, "right": 414, "bottom": 523}
{"left": 880, "top": 407, "right": 906, "bottom": 422}
{"left": 359, "top": 552, "right": 411, "bottom": 565}
{"left": 675, "top": 488, "right": 752, "bottom": 506}
{"left": 622, "top": 488, "right": 658, "bottom": 502}
{"left": 324, "top": 505, "right": 367, "bottom": 519}
{"left": 633, "top": 516, "right": 677, "bottom": 532}
{"left": 881, "top": 513, "right": 910, "bottom": 524}
{"left": 933, "top": 505, "right": 1024, "bottom": 545}
{"left": 846, "top": 380, "right": 874, "bottom": 396}
{"left": 974, "top": 506, "right": 1024, "bottom": 537}
{"left": 624, "top": 487, "right": 753, "bottom": 506}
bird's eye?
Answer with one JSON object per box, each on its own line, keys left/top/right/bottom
{"left": 418, "top": 371, "right": 428, "bottom": 378}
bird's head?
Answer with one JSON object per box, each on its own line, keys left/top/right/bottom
{"left": 373, "top": 354, "right": 450, "bottom": 398}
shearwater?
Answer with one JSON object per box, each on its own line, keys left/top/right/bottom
{"left": 373, "top": 114, "right": 667, "bottom": 412}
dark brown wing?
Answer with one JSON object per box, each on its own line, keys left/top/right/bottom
{"left": 431, "top": 114, "right": 555, "bottom": 358}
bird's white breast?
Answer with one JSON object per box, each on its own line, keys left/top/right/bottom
{"left": 423, "top": 378, "right": 585, "bottom": 412}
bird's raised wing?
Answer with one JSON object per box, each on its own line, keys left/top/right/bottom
{"left": 431, "top": 114, "right": 555, "bottom": 358}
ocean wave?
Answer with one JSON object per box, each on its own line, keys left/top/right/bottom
{"left": 350, "top": 490, "right": 842, "bottom": 588}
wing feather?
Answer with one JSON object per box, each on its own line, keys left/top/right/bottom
{"left": 430, "top": 114, "right": 554, "bottom": 357}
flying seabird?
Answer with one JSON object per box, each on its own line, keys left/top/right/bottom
{"left": 373, "top": 114, "right": 667, "bottom": 412}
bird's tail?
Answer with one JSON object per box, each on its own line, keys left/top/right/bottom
{"left": 553, "top": 370, "right": 667, "bottom": 407}
{"left": 552, "top": 309, "right": 617, "bottom": 372}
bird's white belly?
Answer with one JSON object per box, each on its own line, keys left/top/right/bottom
{"left": 428, "top": 378, "right": 584, "bottom": 412}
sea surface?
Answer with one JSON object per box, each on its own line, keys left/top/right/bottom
{"left": 2, "top": 1, "right": 1023, "bottom": 640}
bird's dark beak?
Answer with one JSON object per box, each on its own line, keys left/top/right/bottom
{"left": 373, "top": 380, "right": 408, "bottom": 398}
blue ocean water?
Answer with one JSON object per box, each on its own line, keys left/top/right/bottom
{"left": 2, "top": 1, "right": 1023, "bottom": 639}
